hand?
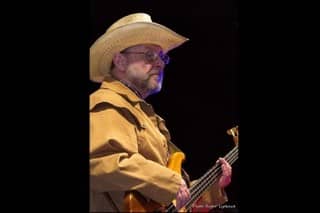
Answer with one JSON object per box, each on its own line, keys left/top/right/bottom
{"left": 176, "top": 179, "right": 190, "bottom": 210}
{"left": 216, "top": 157, "right": 232, "bottom": 188}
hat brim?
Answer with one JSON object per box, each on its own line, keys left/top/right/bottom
{"left": 90, "top": 22, "right": 189, "bottom": 82}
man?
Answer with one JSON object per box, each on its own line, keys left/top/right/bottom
{"left": 90, "top": 13, "right": 232, "bottom": 212}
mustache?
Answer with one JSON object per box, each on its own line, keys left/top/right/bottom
{"left": 149, "top": 66, "right": 163, "bottom": 76}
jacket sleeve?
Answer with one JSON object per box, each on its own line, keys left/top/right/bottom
{"left": 90, "top": 103, "right": 182, "bottom": 205}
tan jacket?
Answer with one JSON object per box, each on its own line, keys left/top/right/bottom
{"left": 90, "top": 77, "right": 227, "bottom": 212}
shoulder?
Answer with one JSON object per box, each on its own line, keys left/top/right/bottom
{"left": 90, "top": 89, "right": 131, "bottom": 111}
{"left": 90, "top": 88, "right": 144, "bottom": 129}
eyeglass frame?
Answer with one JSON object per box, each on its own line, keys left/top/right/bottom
{"left": 121, "top": 50, "right": 170, "bottom": 65}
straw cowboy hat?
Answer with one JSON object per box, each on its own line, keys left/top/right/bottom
{"left": 90, "top": 13, "right": 189, "bottom": 82}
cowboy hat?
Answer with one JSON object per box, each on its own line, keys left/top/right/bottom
{"left": 90, "top": 13, "right": 189, "bottom": 82}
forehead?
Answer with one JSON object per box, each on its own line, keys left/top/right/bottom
{"left": 125, "top": 44, "right": 163, "bottom": 52}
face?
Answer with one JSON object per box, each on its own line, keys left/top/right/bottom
{"left": 121, "top": 44, "right": 168, "bottom": 96}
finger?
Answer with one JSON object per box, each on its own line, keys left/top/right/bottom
{"left": 184, "top": 187, "right": 190, "bottom": 197}
{"left": 176, "top": 192, "right": 187, "bottom": 209}
{"left": 221, "top": 166, "right": 232, "bottom": 177}
{"left": 217, "top": 157, "right": 228, "bottom": 164}
{"left": 219, "top": 157, "right": 228, "bottom": 164}
{"left": 176, "top": 196, "right": 182, "bottom": 209}
{"left": 181, "top": 190, "right": 188, "bottom": 202}
{"left": 178, "top": 185, "right": 190, "bottom": 197}
{"left": 181, "top": 186, "right": 190, "bottom": 197}
{"left": 176, "top": 192, "right": 184, "bottom": 204}
{"left": 222, "top": 166, "right": 232, "bottom": 176}
{"left": 220, "top": 159, "right": 231, "bottom": 171}
{"left": 219, "top": 176, "right": 231, "bottom": 188}
{"left": 221, "top": 164, "right": 227, "bottom": 172}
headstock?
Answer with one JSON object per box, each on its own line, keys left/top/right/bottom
{"left": 227, "top": 125, "right": 239, "bottom": 146}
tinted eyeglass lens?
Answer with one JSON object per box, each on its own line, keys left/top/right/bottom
{"left": 145, "top": 51, "right": 157, "bottom": 62}
{"left": 159, "top": 52, "right": 170, "bottom": 65}
{"left": 146, "top": 51, "right": 170, "bottom": 65}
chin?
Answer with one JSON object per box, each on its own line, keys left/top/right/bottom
{"left": 147, "top": 77, "right": 163, "bottom": 93}
{"left": 148, "top": 84, "right": 162, "bottom": 95}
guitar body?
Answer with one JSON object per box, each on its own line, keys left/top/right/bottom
{"left": 124, "top": 191, "right": 163, "bottom": 212}
{"left": 124, "top": 152, "right": 186, "bottom": 212}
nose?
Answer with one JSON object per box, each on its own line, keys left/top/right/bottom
{"left": 153, "top": 56, "right": 165, "bottom": 68}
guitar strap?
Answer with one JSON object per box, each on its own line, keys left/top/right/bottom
{"left": 104, "top": 192, "right": 120, "bottom": 212}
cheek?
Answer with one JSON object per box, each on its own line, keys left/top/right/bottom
{"left": 139, "top": 62, "right": 152, "bottom": 71}
{"left": 127, "top": 63, "right": 139, "bottom": 72}
{"left": 128, "top": 62, "right": 152, "bottom": 74}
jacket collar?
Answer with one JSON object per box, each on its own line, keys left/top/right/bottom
{"left": 100, "top": 76, "right": 144, "bottom": 104}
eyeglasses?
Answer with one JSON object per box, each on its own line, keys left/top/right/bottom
{"left": 122, "top": 50, "right": 170, "bottom": 65}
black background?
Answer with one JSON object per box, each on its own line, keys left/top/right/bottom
{"left": 4, "top": 0, "right": 315, "bottom": 212}
{"left": 90, "top": 0, "right": 240, "bottom": 210}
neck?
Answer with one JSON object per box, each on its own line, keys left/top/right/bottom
{"left": 119, "top": 79, "right": 144, "bottom": 99}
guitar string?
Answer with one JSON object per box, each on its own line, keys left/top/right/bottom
{"left": 187, "top": 147, "right": 238, "bottom": 206}
{"left": 190, "top": 145, "right": 238, "bottom": 193}
{"left": 184, "top": 152, "right": 238, "bottom": 211}
{"left": 166, "top": 146, "right": 238, "bottom": 212}
{"left": 165, "top": 150, "right": 238, "bottom": 213}
{"left": 165, "top": 147, "right": 238, "bottom": 212}
{"left": 191, "top": 146, "right": 238, "bottom": 194}
{"left": 184, "top": 147, "right": 238, "bottom": 210}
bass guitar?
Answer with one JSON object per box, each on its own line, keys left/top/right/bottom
{"left": 124, "top": 126, "right": 239, "bottom": 212}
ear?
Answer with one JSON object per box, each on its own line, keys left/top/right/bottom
{"left": 112, "top": 53, "right": 127, "bottom": 72}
